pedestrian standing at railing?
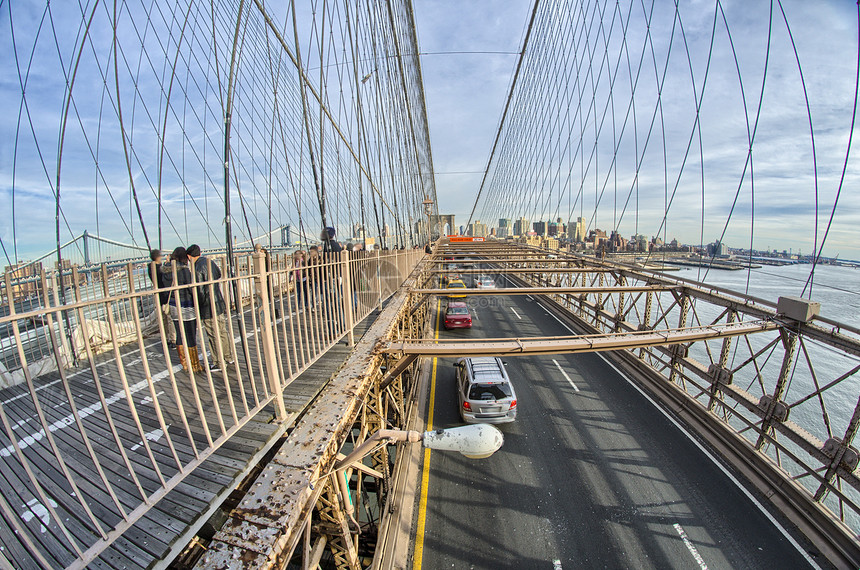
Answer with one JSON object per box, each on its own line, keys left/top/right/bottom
{"left": 254, "top": 244, "right": 280, "bottom": 319}
{"left": 187, "top": 244, "right": 234, "bottom": 371}
{"left": 148, "top": 249, "right": 176, "bottom": 348}
{"left": 307, "top": 246, "right": 321, "bottom": 311}
{"left": 290, "top": 250, "right": 309, "bottom": 311}
{"left": 161, "top": 246, "right": 204, "bottom": 373}
{"left": 319, "top": 228, "right": 344, "bottom": 337}
{"left": 321, "top": 226, "right": 343, "bottom": 253}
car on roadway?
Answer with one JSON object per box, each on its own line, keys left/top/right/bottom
{"left": 444, "top": 301, "right": 472, "bottom": 329}
{"left": 446, "top": 279, "right": 467, "bottom": 298}
{"left": 475, "top": 276, "right": 496, "bottom": 289}
{"left": 455, "top": 357, "right": 517, "bottom": 424}
{"left": 441, "top": 263, "right": 461, "bottom": 286}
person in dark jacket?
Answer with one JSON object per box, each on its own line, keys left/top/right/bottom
{"left": 321, "top": 226, "right": 343, "bottom": 253}
{"left": 148, "top": 249, "right": 176, "bottom": 347}
{"left": 187, "top": 244, "right": 233, "bottom": 370}
{"left": 161, "top": 247, "right": 204, "bottom": 373}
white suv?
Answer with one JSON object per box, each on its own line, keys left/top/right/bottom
{"left": 455, "top": 357, "right": 517, "bottom": 424}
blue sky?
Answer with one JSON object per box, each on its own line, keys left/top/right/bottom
{"left": 2, "top": 1, "right": 859, "bottom": 263}
{"left": 414, "top": 0, "right": 860, "bottom": 258}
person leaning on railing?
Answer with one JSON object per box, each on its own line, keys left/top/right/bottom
{"left": 187, "top": 244, "right": 234, "bottom": 372}
{"left": 253, "top": 243, "right": 281, "bottom": 319}
{"left": 161, "top": 246, "right": 204, "bottom": 373}
{"left": 148, "top": 249, "right": 177, "bottom": 348}
{"left": 291, "top": 250, "right": 309, "bottom": 311}
{"left": 306, "top": 246, "right": 321, "bottom": 311}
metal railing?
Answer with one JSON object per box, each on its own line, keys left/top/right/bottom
{"left": 0, "top": 246, "right": 425, "bottom": 568}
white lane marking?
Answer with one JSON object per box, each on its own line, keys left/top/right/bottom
{"left": 552, "top": 560, "right": 562, "bottom": 570}
{"left": 12, "top": 417, "right": 34, "bottom": 431}
{"left": 130, "top": 426, "right": 168, "bottom": 452}
{"left": 552, "top": 359, "right": 579, "bottom": 392}
{"left": 21, "top": 497, "right": 57, "bottom": 533}
{"left": 140, "top": 391, "right": 165, "bottom": 405}
{"left": 535, "top": 299, "right": 822, "bottom": 570}
{"left": 0, "top": 365, "right": 181, "bottom": 457}
{"left": 526, "top": 295, "right": 534, "bottom": 301}
{"left": 1, "top": 304, "right": 258, "bottom": 406}
{"left": 673, "top": 523, "right": 708, "bottom": 569}
{"left": 510, "top": 307, "right": 522, "bottom": 320}
{"left": 1, "top": 355, "right": 141, "bottom": 405}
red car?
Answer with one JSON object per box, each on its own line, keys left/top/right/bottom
{"left": 444, "top": 301, "right": 472, "bottom": 329}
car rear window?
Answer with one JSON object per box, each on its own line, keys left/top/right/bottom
{"left": 468, "top": 383, "right": 512, "bottom": 400}
{"left": 447, "top": 307, "right": 469, "bottom": 315}
{"left": 448, "top": 282, "right": 465, "bottom": 288}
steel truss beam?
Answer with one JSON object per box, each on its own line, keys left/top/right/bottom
{"left": 426, "top": 268, "right": 611, "bottom": 274}
{"left": 383, "top": 321, "right": 777, "bottom": 356}
{"left": 411, "top": 285, "right": 675, "bottom": 296}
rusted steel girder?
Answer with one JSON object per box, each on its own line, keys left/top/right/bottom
{"left": 427, "top": 258, "right": 587, "bottom": 264}
{"left": 411, "top": 285, "right": 675, "bottom": 296}
{"left": 426, "top": 268, "right": 611, "bottom": 274}
{"left": 383, "top": 320, "right": 778, "bottom": 357}
{"left": 195, "top": 259, "right": 428, "bottom": 569}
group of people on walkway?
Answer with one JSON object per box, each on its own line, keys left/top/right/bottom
{"left": 148, "top": 245, "right": 234, "bottom": 374}
{"left": 145, "top": 226, "right": 428, "bottom": 374}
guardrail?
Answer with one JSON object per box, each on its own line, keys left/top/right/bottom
{"left": 0, "top": 247, "right": 424, "bottom": 568}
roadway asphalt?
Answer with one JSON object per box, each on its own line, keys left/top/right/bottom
{"left": 412, "top": 275, "right": 822, "bottom": 570}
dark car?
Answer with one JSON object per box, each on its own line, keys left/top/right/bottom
{"left": 444, "top": 301, "right": 472, "bottom": 329}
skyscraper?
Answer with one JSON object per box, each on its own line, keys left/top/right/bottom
{"left": 468, "top": 220, "right": 488, "bottom": 237}
{"left": 513, "top": 217, "right": 530, "bottom": 236}
{"left": 567, "top": 217, "right": 586, "bottom": 242}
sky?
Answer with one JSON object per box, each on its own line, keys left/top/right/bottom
{"left": 412, "top": 0, "right": 860, "bottom": 259}
{"left": 2, "top": 1, "right": 860, "bottom": 263}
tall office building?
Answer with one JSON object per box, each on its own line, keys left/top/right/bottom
{"left": 468, "top": 220, "right": 488, "bottom": 237}
{"left": 567, "top": 217, "right": 586, "bottom": 242}
{"left": 513, "top": 217, "right": 530, "bottom": 236}
{"left": 498, "top": 218, "right": 512, "bottom": 237}
{"left": 533, "top": 221, "right": 548, "bottom": 237}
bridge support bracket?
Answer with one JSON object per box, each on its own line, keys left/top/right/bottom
{"left": 757, "top": 395, "right": 790, "bottom": 423}
{"left": 707, "top": 363, "right": 734, "bottom": 386}
{"left": 822, "top": 437, "right": 860, "bottom": 472}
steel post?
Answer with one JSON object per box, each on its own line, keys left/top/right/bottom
{"left": 253, "top": 251, "right": 287, "bottom": 421}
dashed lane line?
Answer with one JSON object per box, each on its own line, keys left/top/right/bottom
{"left": 673, "top": 523, "right": 709, "bottom": 569}
{"left": 552, "top": 359, "right": 579, "bottom": 392}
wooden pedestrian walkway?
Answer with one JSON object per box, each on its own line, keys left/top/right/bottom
{"left": 0, "top": 301, "right": 387, "bottom": 569}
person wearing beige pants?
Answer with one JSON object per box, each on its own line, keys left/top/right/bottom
{"left": 160, "top": 303, "right": 176, "bottom": 344}
{"left": 203, "top": 313, "right": 234, "bottom": 366}
{"left": 149, "top": 249, "right": 177, "bottom": 346}
{"left": 187, "top": 244, "right": 235, "bottom": 370}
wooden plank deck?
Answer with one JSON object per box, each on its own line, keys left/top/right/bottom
{"left": 0, "top": 299, "right": 387, "bottom": 568}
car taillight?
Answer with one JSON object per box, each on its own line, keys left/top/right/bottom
{"left": 510, "top": 399, "right": 517, "bottom": 409}
{"left": 463, "top": 401, "right": 471, "bottom": 410}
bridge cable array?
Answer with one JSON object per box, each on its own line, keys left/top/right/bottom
{"left": 466, "top": 0, "right": 860, "bottom": 298}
